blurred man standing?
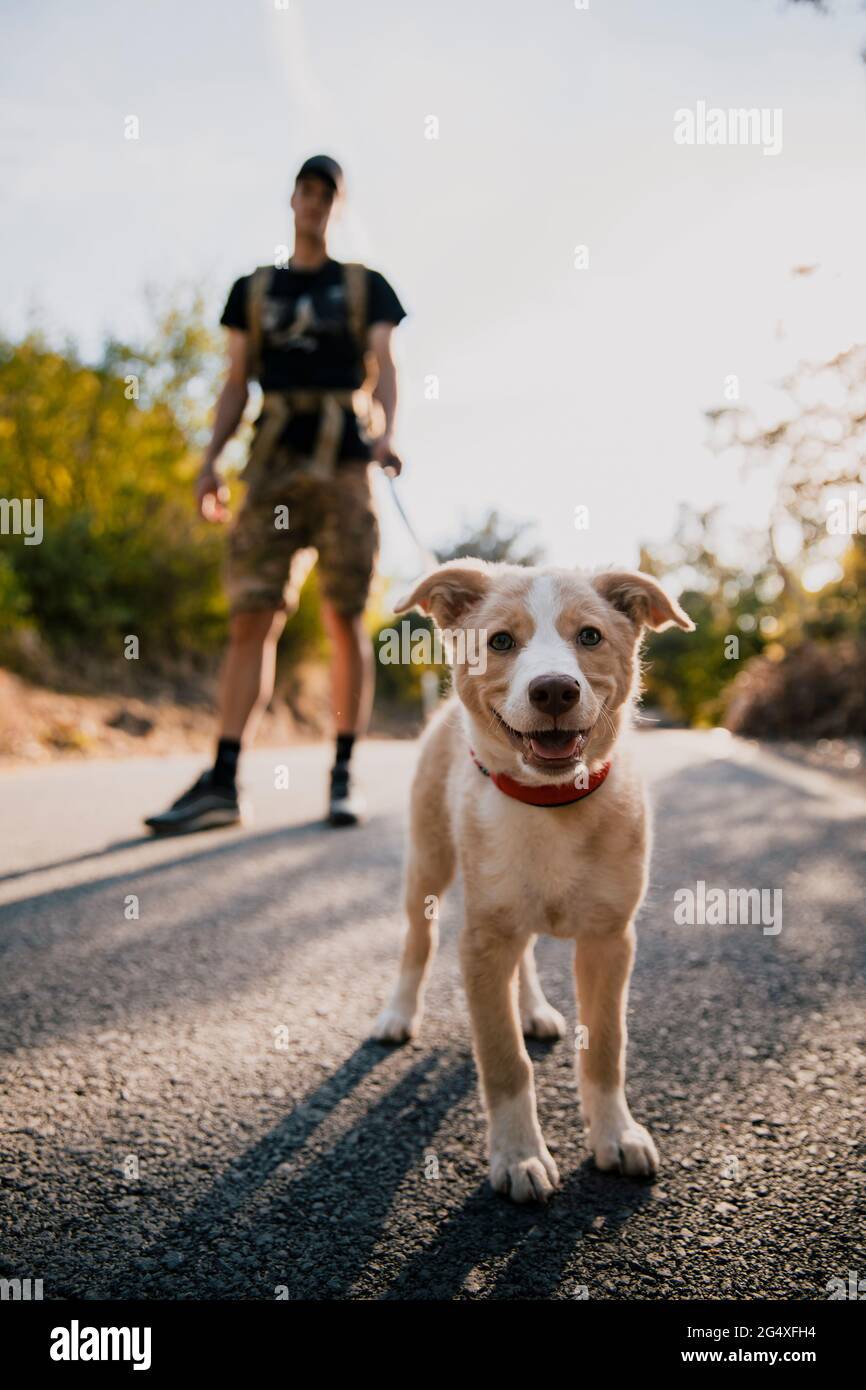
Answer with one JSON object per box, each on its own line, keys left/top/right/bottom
{"left": 145, "top": 155, "right": 406, "bottom": 834}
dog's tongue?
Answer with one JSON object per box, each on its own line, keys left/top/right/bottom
{"left": 529, "top": 733, "right": 580, "bottom": 761}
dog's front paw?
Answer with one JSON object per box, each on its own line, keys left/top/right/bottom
{"left": 370, "top": 1005, "right": 420, "bottom": 1044}
{"left": 489, "top": 1143, "right": 559, "bottom": 1203}
{"left": 591, "top": 1120, "right": 659, "bottom": 1178}
{"left": 521, "top": 1002, "right": 567, "bottom": 1040}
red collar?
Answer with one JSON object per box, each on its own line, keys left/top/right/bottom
{"left": 469, "top": 749, "right": 612, "bottom": 807}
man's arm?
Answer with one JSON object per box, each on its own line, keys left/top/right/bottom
{"left": 197, "top": 329, "right": 250, "bottom": 521}
{"left": 368, "top": 322, "right": 402, "bottom": 475}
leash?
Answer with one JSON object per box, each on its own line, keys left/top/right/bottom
{"left": 381, "top": 465, "right": 439, "bottom": 572}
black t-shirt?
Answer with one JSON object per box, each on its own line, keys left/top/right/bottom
{"left": 220, "top": 259, "right": 406, "bottom": 460}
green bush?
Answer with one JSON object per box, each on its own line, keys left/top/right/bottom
{"left": 0, "top": 323, "right": 326, "bottom": 680}
{"left": 724, "top": 640, "right": 866, "bottom": 739}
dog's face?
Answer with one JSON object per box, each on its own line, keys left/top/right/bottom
{"left": 396, "top": 561, "right": 694, "bottom": 784}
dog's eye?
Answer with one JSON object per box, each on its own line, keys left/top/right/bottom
{"left": 489, "top": 631, "right": 515, "bottom": 652}
{"left": 577, "top": 627, "right": 602, "bottom": 647}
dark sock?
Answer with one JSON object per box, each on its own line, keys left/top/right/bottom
{"left": 334, "top": 732, "right": 356, "bottom": 769}
{"left": 213, "top": 737, "right": 241, "bottom": 790}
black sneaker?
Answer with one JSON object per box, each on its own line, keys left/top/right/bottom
{"left": 144, "top": 770, "right": 242, "bottom": 836}
{"left": 328, "top": 763, "right": 366, "bottom": 828}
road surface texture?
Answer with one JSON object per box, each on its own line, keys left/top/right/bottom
{"left": 1, "top": 730, "right": 863, "bottom": 1301}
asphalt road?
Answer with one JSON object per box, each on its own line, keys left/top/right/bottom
{"left": 1, "top": 730, "right": 864, "bottom": 1301}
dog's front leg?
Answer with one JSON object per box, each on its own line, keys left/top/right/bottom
{"left": 574, "top": 925, "right": 658, "bottom": 1177}
{"left": 371, "top": 836, "right": 454, "bottom": 1043}
{"left": 461, "top": 919, "right": 559, "bottom": 1203}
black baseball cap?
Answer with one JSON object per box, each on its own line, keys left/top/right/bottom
{"left": 295, "top": 154, "right": 344, "bottom": 194}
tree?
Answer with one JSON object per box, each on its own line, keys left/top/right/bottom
{"left": 639, "top": 344, "right": 866, "bottom": 729}
{"left": 436, "top": 509, "right": 544, "bottom": 566}
{"left": 706, "top": 344, "right": 866, "bottom": 597}
{"left": 0, "top": 303, "right": 325, "bottom": 683}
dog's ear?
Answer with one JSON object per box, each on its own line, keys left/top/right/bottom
{"left": 592, "top": 570, "right": 694, "bottom": 633}
{"left": 394, "top": 558, "right": 491, "bottom": 627}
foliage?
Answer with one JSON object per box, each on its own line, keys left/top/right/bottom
{"left": 706, "top": 344, "right": 866, "bottom": 589}
{"left": 725, "top": 639, "right": 866, "bottom": 738}
{"left": 0, "top": 310, "right": 324, "bottom": 682}
{"left": 640, "top": 340, "right": 866, "bottom": 729}
{"left": 2, "top": 298, "right": 863, "bottom": 741}
{"left": 436, "top": 509, "right": 544, "bottom": 566}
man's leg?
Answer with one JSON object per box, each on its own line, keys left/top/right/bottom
{"left": 207, "top": 607, "right": 287, "bottom": 792}
{"left": 320, "top": 601, "right": 374, "bottom": 826}
{"left": 320, "top": 602, "right": 373, "bottom": 736}
{"left": 218, "top": 608, "right": 287, "bottom": 741}
{"left": 144, "top": 606, "right": 287, "bottom": 835}
{"left": 315, "top": 461, "right": 379, "bottom": 826}
{"left": 144, "top": 445, "right": 310, "bottom": 836}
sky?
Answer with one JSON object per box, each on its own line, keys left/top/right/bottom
{"left": 2, "top": 0, "right": 866, "bottom": 586}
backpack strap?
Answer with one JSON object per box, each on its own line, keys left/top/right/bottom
{"left": 246, "top": 265, "right": 274, "bottom": 381}
{"left": 343, "top": 260, "right": 381, "bottom": 435}
{"left": 342, "top": 262, "right": 369, "bottom": 357}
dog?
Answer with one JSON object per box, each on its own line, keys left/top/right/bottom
{"left": 371, "top": 560, "right": 694, "bottom": 1203}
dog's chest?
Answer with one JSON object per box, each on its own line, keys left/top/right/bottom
{"left": 466, "top": 791, "right": 599, "bottom": 935}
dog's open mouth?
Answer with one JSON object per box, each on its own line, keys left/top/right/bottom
{"left": 493, "top": 712, "right": 592, "bottom": 767}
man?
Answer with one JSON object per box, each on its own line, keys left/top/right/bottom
{"left": 145, "top": 154, "right": 406, "bottom": 834}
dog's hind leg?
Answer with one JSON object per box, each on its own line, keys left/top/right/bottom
{"left": 519, "top": 937, "right": 567, "bottom": 1039}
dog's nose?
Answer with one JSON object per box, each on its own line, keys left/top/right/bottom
{"left": 528, "top": 674, "right": 580, "bottom": 718}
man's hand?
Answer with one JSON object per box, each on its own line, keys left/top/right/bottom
{"left": 194, "top": 329, "right": 248, "bottom": 521}
{"left": 372, "top": 434, "right": 403, "bottom": 478}
{"left": 196, "top": 465, "right": 231, "bottom": 523}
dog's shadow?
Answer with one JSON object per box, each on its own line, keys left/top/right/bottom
{"left": 132, "top": 1036, "right": 652, "bottom": 1301}
{"left": 371, "top": 1035, "right": 657, "bottom": 1301}
{"left": 381, "top": 1158, "right": 655, "bottom": 1301}
{"left": 134, "top": 1043, "right": 475, "bottom": 1299}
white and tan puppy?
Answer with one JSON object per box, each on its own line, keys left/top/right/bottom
{"left": 372, "top": 561, "right": 694, "bottom": 1203}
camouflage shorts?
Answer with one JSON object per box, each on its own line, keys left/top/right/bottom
{"left": 225, "top": 448, "right": 379, "bottom": 617}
